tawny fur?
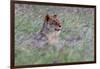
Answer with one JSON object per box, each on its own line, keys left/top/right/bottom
{"left": 32, "top": 14, "right": 62, "bottom": 47}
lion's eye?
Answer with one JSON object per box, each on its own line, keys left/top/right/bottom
{"left": 53, "top": 21, "right": 57, "bottom": 24}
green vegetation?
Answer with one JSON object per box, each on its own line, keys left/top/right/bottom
{"left": 15, "top": 4, "right": 94, "bottom": 65}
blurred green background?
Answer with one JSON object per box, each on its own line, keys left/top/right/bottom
{"left": 15, "top": 4, "right": 95, "bottom": 65}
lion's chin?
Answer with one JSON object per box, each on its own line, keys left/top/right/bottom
{"left": 55, "top": 28, "right": 61, "bottom": 31}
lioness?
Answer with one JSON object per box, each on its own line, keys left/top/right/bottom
{"left": 33, "top": 14, "right": 62, "bottom": 48}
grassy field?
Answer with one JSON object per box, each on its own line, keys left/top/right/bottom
{"left": 15, "top": 4, "right": 95, "bottom": 65}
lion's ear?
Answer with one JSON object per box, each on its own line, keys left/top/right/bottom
{"left": 53, "top": 14, "right": 57, "bottom": 18}
{"left": 45, "top": 14, "right": 50, "bottom": 22}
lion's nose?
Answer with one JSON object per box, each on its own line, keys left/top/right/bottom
{"left": 59, "top": 25, "right": 61, "bottom": 27}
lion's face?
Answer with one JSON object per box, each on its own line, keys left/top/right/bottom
{"left": 45, "top": 14, "right": 62, "bottom": 32}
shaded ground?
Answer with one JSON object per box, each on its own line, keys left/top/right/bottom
{"left": 15, "top": 4, "right": 95, "bottom": 65}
